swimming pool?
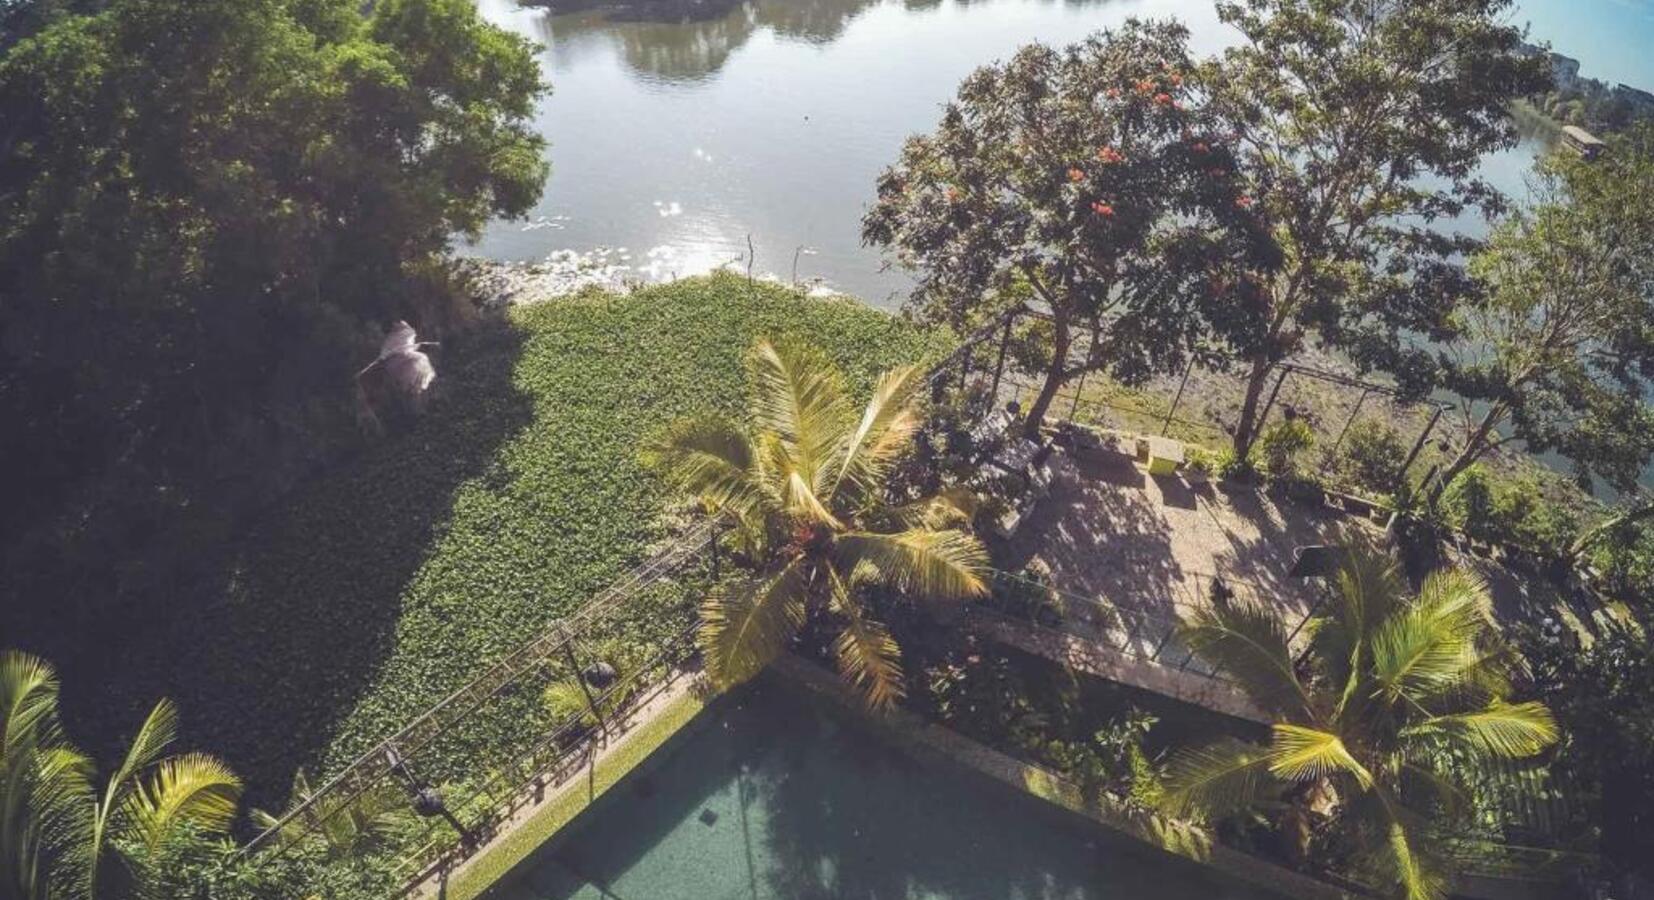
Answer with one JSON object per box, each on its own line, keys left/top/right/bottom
{"left": 485, "top": 679, "right": 1284, "bottom": 900}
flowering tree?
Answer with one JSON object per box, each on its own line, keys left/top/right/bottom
{"left": 862, "top": 20, "right": 1276, "bottom": 435}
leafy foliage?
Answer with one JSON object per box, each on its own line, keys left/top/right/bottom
{"left": 863, "top": 20, "right": 1276, "bottom": 433}
{"left": 1162, "top": 547, "right": 1559, "bottom": 899}
{"left": 1257, "top": 418, "right": 1315, "bottom": 481}
{"left": 1208, "top": 0, "right": 1551, "bottom": 455}
{"left": 1523, "top": 621, "right": 1654, "bottom": 886}
{"left": 43, "top": 274, "right": 944, "bottom": 824}
{"left": 1336, "top": 420, "right": 1407, "bottom": 497}
{"left": 646, "top": 337, "right": 989, "bottom": 708}
{"left": 0, "top": 0, "right": 549, "bottom": 646}
{"left": 0, "top": 651, "right": 242, "bottom": 900}
{"left": 1433, "top": 126, "right": 1654, "bottom": 498}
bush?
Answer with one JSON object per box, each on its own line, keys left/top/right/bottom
{"left": 1336, "top": 419, "right": 1405, "bottom": 495}
{"left": 1441, "top": 465, "right": 1580, "bottom": 554}
{"left": 1184, "top": 446, "right": 1216, "bottom": 479}
{"left": 1441, "top": 464, "right": 1499, "bottom": 542}
{"left": 1258, "top": 418, "right": 1315, "bottom": 480}
{"left": 1214, "top": 446, "right": 1255, "bottom": 481}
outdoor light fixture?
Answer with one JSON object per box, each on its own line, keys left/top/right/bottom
{"left": 385, "top": 744, "right": 474, "bottom": 845}
{"left": 582, "top": 660, "right": 618, "bottom": 689}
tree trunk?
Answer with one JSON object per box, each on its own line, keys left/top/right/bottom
{"left": 1570, "top": 496, "right": 1654, "bottom": 560}
{"left": 1232, "top": 353, "right": 1273, "bottom": 457}
{"left": 1023, "top": 307, "right": 1072, "bottom": 438}
{"left": 1429, "top": 404, "right": 1507, "bottom": 505}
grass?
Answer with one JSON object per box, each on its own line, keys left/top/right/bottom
{"left": 86, "top": 272, "right": 950, "bottom": 806}
{"left": 449, "top": 682, "right": 713, "bottom": 900}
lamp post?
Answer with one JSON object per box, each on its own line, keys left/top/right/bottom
{"left": 385, "top": 745, "right": 473, "bottom": 846}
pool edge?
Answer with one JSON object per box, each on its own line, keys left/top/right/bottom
{"left": 442, "top": 676, "right": 716, "bottom": 900}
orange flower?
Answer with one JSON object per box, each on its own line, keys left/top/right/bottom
{"left": 1068, "top": 167, "right": 1085, "bottom": 183}
{"left": 1136, "top": 79, "right": 1156, "bottom": 95}
{"left": 1105, "top": 87, "right": 1121, "bottom": 99}
{"left": 1091, "top": 201, "right": 1116, "bottom": 217}
{"left": 1170, "top": 73, "right": 1184, "bottom": 86}
{"left": 1235, "top": 195, "right": 1254, "bottom": 209}
{"left": 945, "top": 187, "right": 960, "bottom": 202}
{"left": 1153, "top": 93, "right": 1173, "bottom": 106}
{"left": 1096, "top": 146, "right": 1124, "bottom": 164}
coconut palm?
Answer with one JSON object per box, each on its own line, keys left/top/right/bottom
{"left": 1159, "top": 549, "right": 1558, "bottom": 900}
{"left": 645, "top": 338, "right": 989, "bottom": 708}
{"left": 1, "top": 651, "right": 242, "bottom": 900}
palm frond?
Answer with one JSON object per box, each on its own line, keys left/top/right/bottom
{"left": 833, "top": 529, "right": 988, "bottom": 602}
{"left": 1311, "top": 545, "right": 1404, "bottom": 703}
{"left": 120, "top": 752, "right": 242, "bottom": 854}
{"left": 782, "top": 469, "right": 842, "bottom": 528}
{"left": 888, "top": 486, "right": 979, "bottom": 531}
{"left": 1402, "top": 702, "right": 1558, "bottom": 760}
{"left": 642, "top": 416, "right": 764, "bottom": 520}
{"left": 746, "top": 339, "right": 852, "bottom": 489}
{"left": 1369, "top": 579, "right": 1486, "bottom": 710}
{"left": 1, "top": 652, "right": 94, "bottom": 900}
{"left": 2, "top": 652, "right": 69, "bottom": 755}
{"left": 697, "top": 560, "right": 809, "bottom": 688}
{"left": 1266, "top": 724, "right": 1374, "bottom": 789}
{"left": 826, "top": 567, "right": 904, "bottom": 710}
{"left": 1360, "top": 785, "right": 1451, "bottom": 900}
{"left": 1160, "top": 738, "right": 1278, "bottom": 821}
{"left": 831, "top": 363, "right": 924, "bottom": 504}
{"left": 1178, "top": 600, "right": 1315, "bottom": 721}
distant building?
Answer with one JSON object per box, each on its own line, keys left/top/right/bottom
{"left": 1561, "top": 125, "right": 1607, "bottom": 160}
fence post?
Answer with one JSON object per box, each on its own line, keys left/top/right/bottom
{"left": 1162, "top": 359, "right": 1194, "bottom": 436}
{"left": 990, "top": 315, "right": 1013, "bottom": 398}
{"left": 1396, "top": 405, "right": 1445, "bottom": 495}
{"left": 1254, "top": 366, "right": 1291, "bottom": 434}
{"left": 1068, "top": 368, "right": 1088, "bottom": 420}
{"left": 557, "top": 625, "right": 608, "bottom": 738}
{"left": 1329, "top": 388, "right": 1371, "bottom": 456}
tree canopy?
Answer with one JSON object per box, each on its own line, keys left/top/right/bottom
{"left": 1206, "top": 0, "right": 1550, "bottom": 454}
{"left": 1429, "top": 127, "right": 1654, "bottom": 498}
{"left": 862, "top": 20, "right": 1276, "bottom": 433}
{"left": 0, "top": 0, "right": 548, "bottom": 628}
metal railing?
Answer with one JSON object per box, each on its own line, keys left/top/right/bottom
{"left": 240, "top": 521, "right": 717, "bottom": 864}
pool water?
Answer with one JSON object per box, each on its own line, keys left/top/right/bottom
{"left": 486, "top": 679, "right": 1283, "bottom": 900}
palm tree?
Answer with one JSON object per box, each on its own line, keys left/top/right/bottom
{"left": 645, "top": 338, "right": 989, "bottom": 708}
{"left": 1, "top": 651, "right": 242, "bottom": 900}
{"left": 1159, "top": 549, "right": 1558, "bottom": 900}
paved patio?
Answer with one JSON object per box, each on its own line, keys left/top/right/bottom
{"left": 995, "top": 447, "right": 1380, "bottom": 626}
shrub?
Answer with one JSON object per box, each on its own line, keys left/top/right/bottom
{"left": 1336, "top": 419, "right": 1405, "bottom": 495}
{"left": 1214, "top": 446, "right": 1255, "bottom": 481}
{"left": 1184, "top": 446, "right": 1216, "bottom": 479}
{"left": 1441, "top": 466, "right": 1580, "bottom": 554}
{"left": 1258, "top": 417, "right": 1315, "bottom": 480}
{"left": 1441, "top": 464, "right": 1499, "bottom": 542}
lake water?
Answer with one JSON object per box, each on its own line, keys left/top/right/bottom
{"left": 470, "top": 0, "right": 1569, "bottom": 307}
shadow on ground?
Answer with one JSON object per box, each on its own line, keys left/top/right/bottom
{"left": 70, "top": 322, "right": 533, "bottom": 805}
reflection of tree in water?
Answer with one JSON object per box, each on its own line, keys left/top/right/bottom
{"left": 534, "top": 0, "right": 878, "bottom": 82}
{"left": 533, "top": 0, "right": 1125, "bottom": 82}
